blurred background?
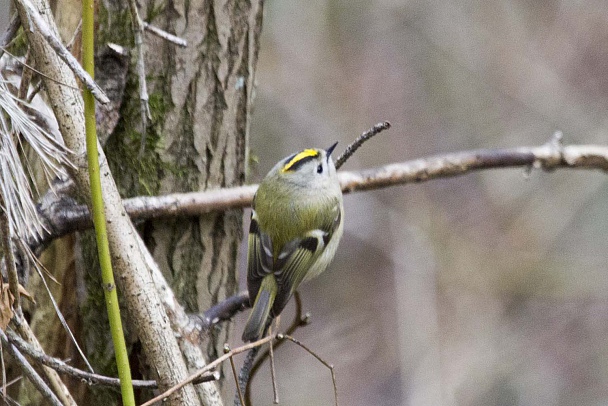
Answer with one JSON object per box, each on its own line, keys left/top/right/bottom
{"left": 230, "top": 1, "right": 608, "bottom": 406}
{"left": 0, "top": 7, "right": 7, "bottom": 32}
{"left": 3, "top": 1, "right": 608, "bottom": 405}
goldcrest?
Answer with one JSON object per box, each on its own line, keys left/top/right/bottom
{"left": 242, "top": 143, "right": 344, "bottom": 342}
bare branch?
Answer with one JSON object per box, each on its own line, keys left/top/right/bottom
{"left": 338, "top": 141, "right": 608, "bottom": 193}
{"left": 0, "top": 205, "right": 21, "bottom": 311}
{"left": 278, "top": 334, "right": 338, "bottom": 406}
{"left": 33, "top": 140, "right": 608, "bottom": 249}
{"left": 5, "top": 329, "right": 219, "bottom": 389}
{"left": 188, "top": 291, "right": 249, "bottom": 333}
{"left": 335, "top": 121, "right": 391, "bottom": 169}
{"left": 142, "top": 22, "right": 188, "bottom": 47}
{"left": 141, "top": 334, "right": 275, "bottom": 406}
{"left": 125, "top": 0, "right": 151, "bottom": 156}
{"left": 0, "top": 330, "right": 62, "bottom": 406}
{"left": 14, "top": 0, "right": 110, "bottom": 104}
{"left": 225, "top": 345, "right": 245, "bottom": 406}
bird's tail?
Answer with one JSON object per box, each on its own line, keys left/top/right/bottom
{"left": 242, "top": 275, "right": 277, "bottom": 342}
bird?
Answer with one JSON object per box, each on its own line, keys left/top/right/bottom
{"left": 242, "top": 143, "right": 344, "bottom": 342}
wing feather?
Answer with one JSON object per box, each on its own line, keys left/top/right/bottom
{"left": 248, "top": 201, "right": 343, "bottom": 316}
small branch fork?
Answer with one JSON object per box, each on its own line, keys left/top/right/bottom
{"left": 14, "top": 0, "right": 110, "bottom": 104}
{"left": 140, "top": 334, "right": 276, "bottom": 406}
{"left": 144, "top": 328, "right": 338, "bottom": 406}
{"left": 4, "top": 328, "right": 219, "bottom": 389}
{"left": 146, "top": 289, "right": 335, "bottom": 406}
{"left": 278, "top": 334, "right": 338, "bottom": 406}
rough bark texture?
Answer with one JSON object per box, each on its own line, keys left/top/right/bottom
{"left": 13, "top": 0, "right": 207, "bottom": 404}
{"left": 95, "top": 0, "right": 263, "bottom": 403}
{"left": 8, "top": 0, "right": 262, "bottom": 403}
{"left": 100, "top": 0, "right": 262, "bottom": 365}
{"left": 147, "top": 0, "right": 263, "bottom": 367}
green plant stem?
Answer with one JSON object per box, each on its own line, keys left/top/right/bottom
{"left": 82, "top": 0, "right": 135, "bottom": 404}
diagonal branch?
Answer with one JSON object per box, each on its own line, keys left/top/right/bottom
{"left": 141, "top": 334, "right": 276, "bottom": 406}
{"left": 0, "top": 330, "right": 62, "bottom": 406}
{"left": 5, "top": 329, "right": 219, "bottom": 389}
{"left": 0, "top": 14, "right": 21, "bottom": 61}
{"left": 14, "top": 0, "right": 110, "bottom": 104}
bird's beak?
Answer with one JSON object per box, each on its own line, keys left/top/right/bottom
{"left": 326, "top": 142, "right": 338, "bottom": 157}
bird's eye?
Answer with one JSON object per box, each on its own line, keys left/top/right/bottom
{"left": 317, "top": 164, "right": 323, "bottom": 174}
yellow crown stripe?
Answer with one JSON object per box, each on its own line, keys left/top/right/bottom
{"left": 281, "top": 149, "right": 319, "bottom": 172}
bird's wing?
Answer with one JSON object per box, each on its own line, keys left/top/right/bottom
{"left": 246, "top": 209, "right": 274, "bottom": 306}
{"left": 271, "top": 231, "right": 327, "bottom": 316}
{"left": 247, "top": 201, "right": 342, "bottom": 314}
{"left": 271, "top": 204, "right": 342, "bottom": 315}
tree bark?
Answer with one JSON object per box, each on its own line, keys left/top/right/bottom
{"left": 12, "top": 0, "right": 228, "bottom": 403}
{"left": 8, "top": 0, "right": 262, "bottom": 403}
{"left": 95, "top": 0, "right": 264, "bottom": 403}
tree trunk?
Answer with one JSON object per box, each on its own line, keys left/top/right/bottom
{"left": 14, "top": 0, "right": 262, "bottom": 404}
{"left": 95, "top": 0, "right": 263, "bottom": 403}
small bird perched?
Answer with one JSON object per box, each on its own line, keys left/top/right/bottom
{"left": 242, "top": 143, "right": 344, "bottom": 342}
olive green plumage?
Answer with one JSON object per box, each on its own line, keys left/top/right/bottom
{"left": 242, "top": 144, "right": 344, "bottom": 342}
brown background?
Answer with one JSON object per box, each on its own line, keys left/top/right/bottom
{"left": 4, "top": 1, "right": 608, "bottom": 405}
{"left": 231, "top": 2, "right": 608, "bottom": 406}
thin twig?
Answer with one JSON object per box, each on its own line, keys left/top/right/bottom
{"left": 189, "top": 290, "right": 250, "bottom": 333}
{"left": 0, "top": 391, "right": 20, "bottom": 406}
{"left": 26, "top": 81, "right": 43, "bottom": 103}
{"left": 142, "top": 22, "right": 187, "bottom": 47}
{"left": 141, "top": 334, "right": 275, "bottom": 406}
{"left": 335, "top": 121, "right": 391, "bottom": 169}
{"left": 25, "top": 19, "right": 80, "bottom": 104}
{"left": 11, "top": 311, "right": 77, "bottom": 405}
{"left": 0, "top": 46, "right": 80, "bottom": 90}
{"left": 245, "top": 292, "right": 308, "bottom": 403}
{"left": 17, "top": 48, "right": 33, "bottom": 100}
{"left": 66, "top": 19, "right": 82, "bottom": 50}
{"left": 125, "top": 0, "right": 151, "bottom": 157}
{"left": 5, "top": 329, "right": 218, "bottom": 388}
{"left": 269, "top": 327, "right": 279, "bottom": 404}
{"left": 0, "top": 330, "right": 63, "bottom": 406}
{"left": 14, "top": 0, "right": 110, "bottom": 104}
{"left": 1, "top": 337, "right": 6, "bottom": 399}
{"left": 4, "top": 375, "right": 23, "bottom": 390}
{"left": 238, "top": 347, "right": 259, "bottom": 406}
{"left": 279, "top": 334, "right": 339, "bottom": 406}
{"left": 0, "top": 202, "right": 22, "bottom": 311}
{"left": 226, "top": 344, "right": 246, "bottom": 406}
{"left": 20, "top": 240, "right": 94, "bottom": 372}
